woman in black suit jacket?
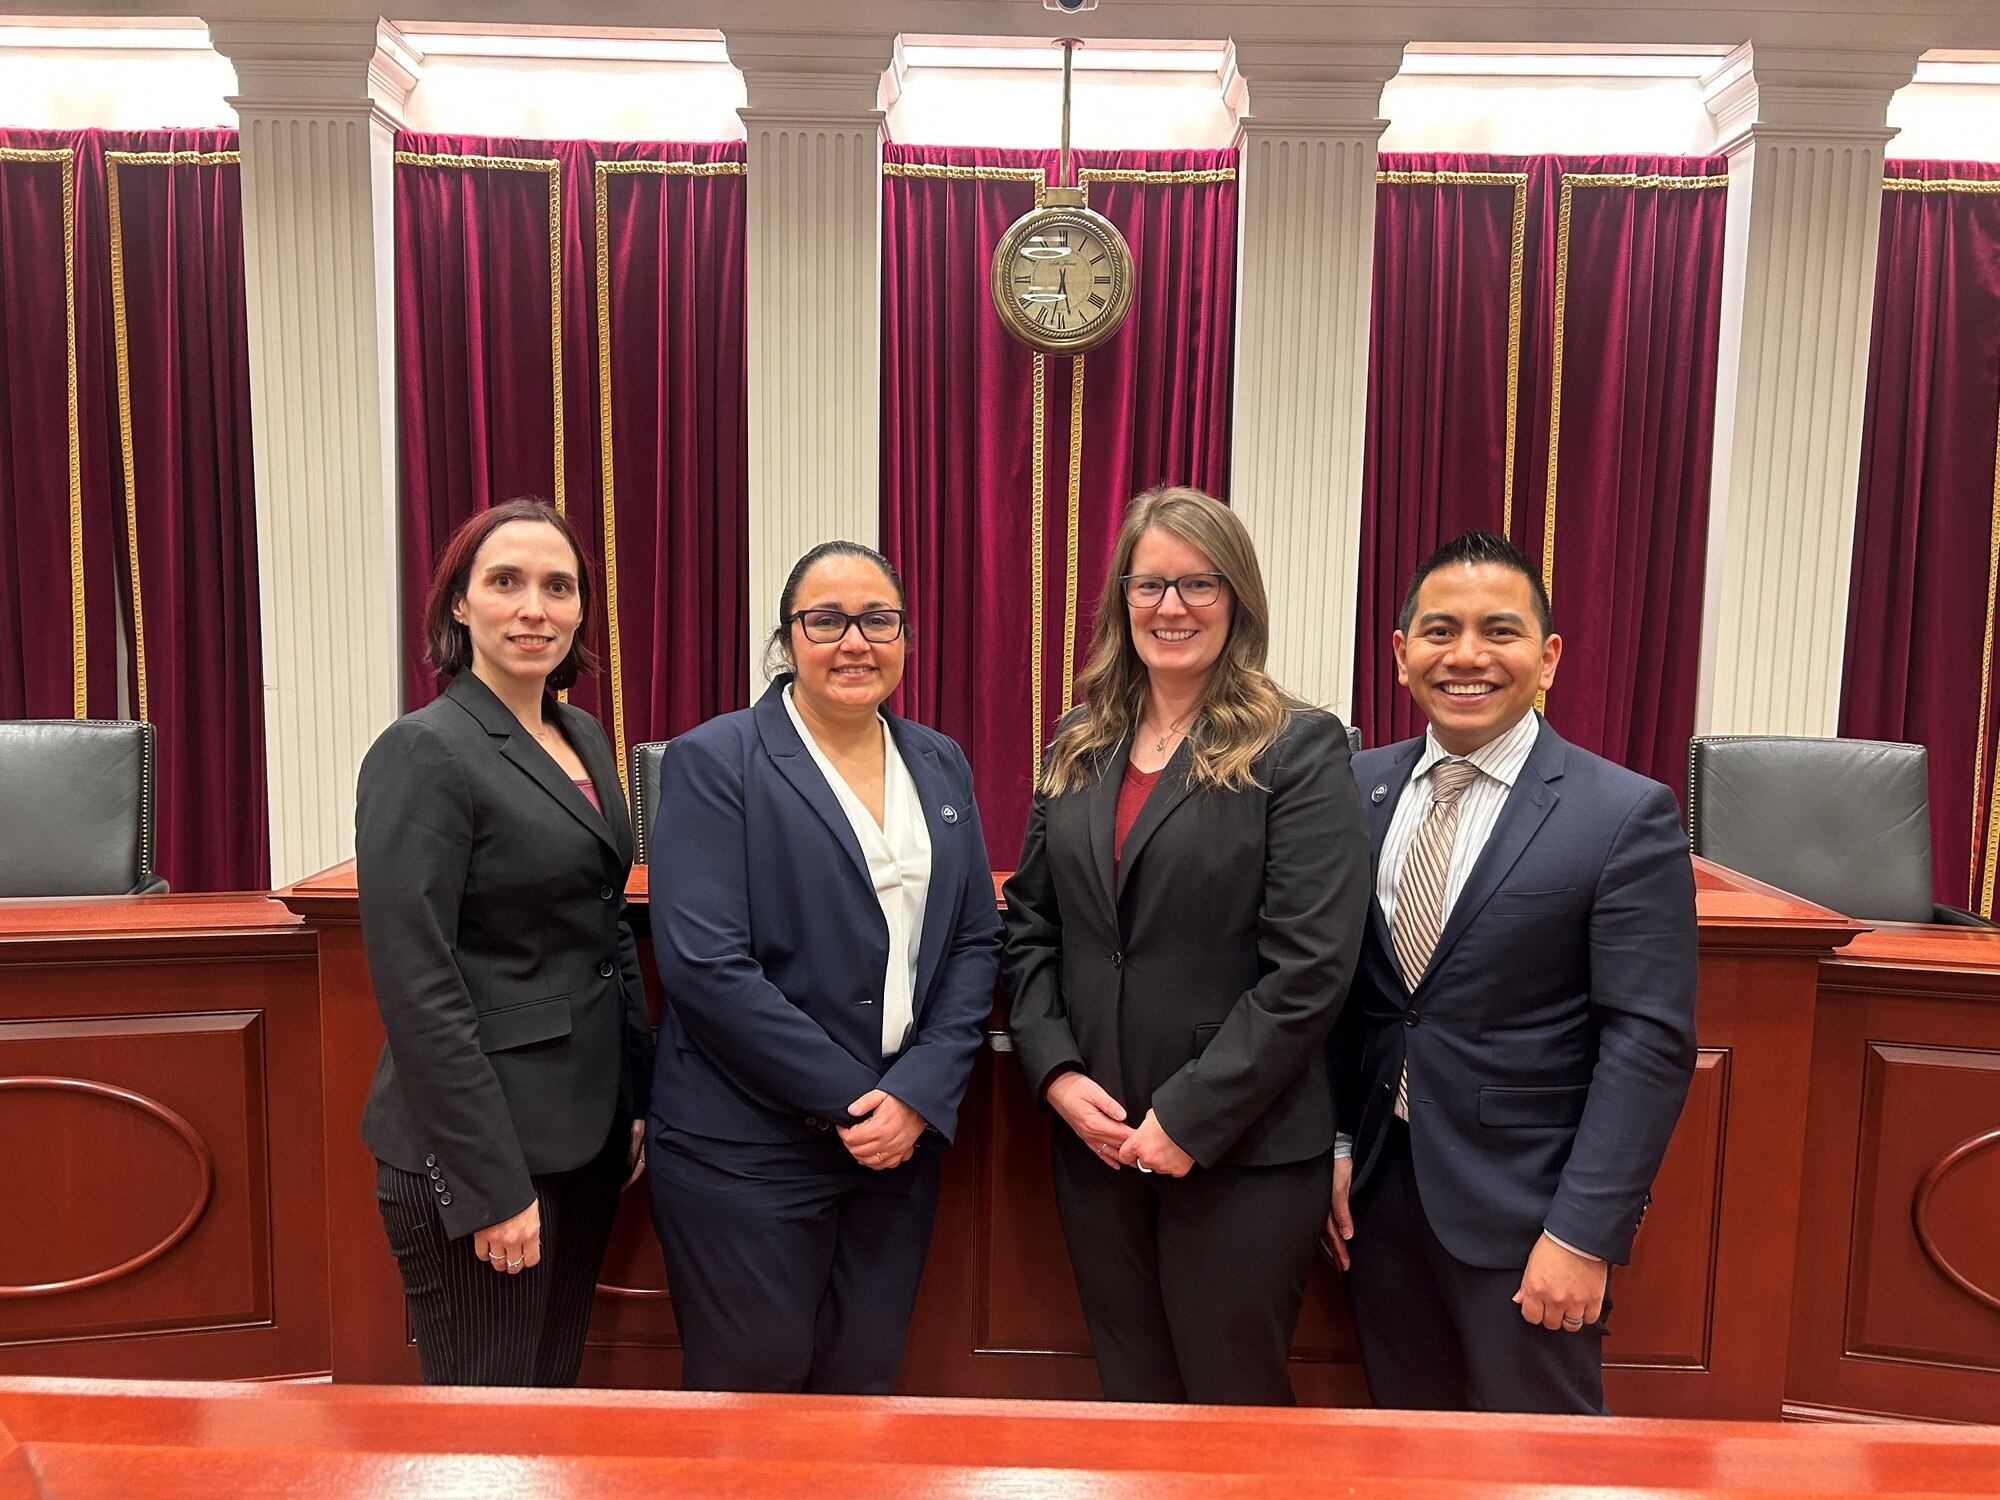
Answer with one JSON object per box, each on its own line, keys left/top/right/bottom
{"left": 355, "top": 498, "right": 652, "bottom": 1386}
{"left": 1004, "top": 486, "right": 1371, "bottom": 1405}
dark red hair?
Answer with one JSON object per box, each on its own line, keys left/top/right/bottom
{"left": 423, "top": 498, "right": 599, "bottom": 690}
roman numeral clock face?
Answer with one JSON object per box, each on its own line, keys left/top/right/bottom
{"left": 989, "top": 203, "right": 1135, "bottom": 355}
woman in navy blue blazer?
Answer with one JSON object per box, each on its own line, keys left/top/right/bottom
{"left": 646, "top": 540, "right": 1002, "bottom": 1393}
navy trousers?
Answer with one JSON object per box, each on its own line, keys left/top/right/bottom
{"left": 1345, "top": 1120, "right": 1611, "bottom": 1414}
{"left": 650, "top": 1126, "right": 943, "bottom": 1393}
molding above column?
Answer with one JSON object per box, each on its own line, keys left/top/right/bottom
{"left": 726, "top": 27, "right": 895, "bottom": 122}
{"left": 210, "top": 18, "right": 416, "bottom": 129}
{"left": 1231, "top": 38, "right": 1405, "bottom": 134}
{"left": 1227, "top": 40, "right": 1403, "bottom": 722}
{"left": 1701, "top": 43, "right": 1914, "bottom": 151}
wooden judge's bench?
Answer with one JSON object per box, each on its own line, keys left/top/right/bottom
{"left": 2, "top": 859, "right": 1996, "bottom": 1425}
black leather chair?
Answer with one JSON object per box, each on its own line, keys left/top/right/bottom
{"left": 1346, "top": 724, "right": 1362, "bottom": 753}
{"left": 0, "top": 719, "right": 169, "bottom": 896}
{"left": 1686, "top": 734, "right": 1992, "bottom": 927}
{"left": 630, "top": 740, "right": 671, "bottom": 865}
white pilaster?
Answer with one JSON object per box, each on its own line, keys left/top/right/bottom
{"left": 211, "top": 20, "right": 412, "bottom": 885}
{"left": 1695, "top": 44, "right": 1918, "bottom": 738}
{"left": 1227, "top": 41, "right": 1404, "bottom": 722}
{"left": 726, "top": 28, "right": 893, "bottom": 692}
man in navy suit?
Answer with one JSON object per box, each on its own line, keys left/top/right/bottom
{"left": 1326, "top": 530, "right": 1697, "bottom": 1414}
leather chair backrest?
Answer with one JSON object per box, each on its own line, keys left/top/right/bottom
{"left": 1686, "top": 735, "right": 1934, "bottom": 923}
{"left": 1346, "top": 724, "right": 1362, "bottom": 753}
{"left": 0, "top": 719, "right": 163, "bottom": 896}
{"left": 629, "top": 740, "right": 671, "bottom": 865}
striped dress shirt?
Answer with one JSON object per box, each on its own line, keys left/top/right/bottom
{"left": 1375, "top": 709, "right": 1542, "bottom": 930}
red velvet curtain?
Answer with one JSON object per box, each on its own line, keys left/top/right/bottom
{"left": 1, "top": 129, "right": 266, "bottom": 890}
{"left": 0, "top": 131, "right": 120, "bottom": 723}
{"left": 98, "top": 133, "right": 268, "bottom": 891}
{"left": 881, "top": 143, "right": 1237, "bottom": 859}
{"left": 1841, "top": 160, "right": 2000, "bottom": 914}
{"left": 1357, "top": 153, "right": 1727, "bottom": 796}
{"left": 395, "top": 134, "right": 749, "bottom": 786}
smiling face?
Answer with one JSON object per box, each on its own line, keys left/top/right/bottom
{"left": 1392, "top": 560, "right": 1561, "bottom": 756}
{"left": 784, "top": 553, "right": 907, "bottom": 722}
{"left": 452, "top": 519, "right": 583, "bottom": 694}
{"left": 1125, "top": 525, "right": 1232, "bottom": 693}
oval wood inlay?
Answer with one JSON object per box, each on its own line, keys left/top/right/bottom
{"left": 1912, "top": 1127, "right": 2000, "bottom": 1314}
{"left": 0, "top": 1076, "right": 215, "bottom": 1298}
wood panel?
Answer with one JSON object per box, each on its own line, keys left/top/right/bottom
{"left": 7, "top": 1376, "right": 2000, "bottom": 1499}
{"left": 0, "top": 896, "right": 326, "bottom": 1380}
{"left": 283, "top": 858, "right": 1858, "bottom": 1416}
{"left": 1789, "top": 923, "right": 2000, "bottom": 1423}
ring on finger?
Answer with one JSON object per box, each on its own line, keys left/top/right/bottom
{"left": 1561, "top": 1315, "right": 1584, "bottom": 1328}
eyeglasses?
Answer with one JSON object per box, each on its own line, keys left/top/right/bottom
{"left": 1120, "top": 573, "right": 1227, "bottom": 609}
{"left": 789, "top": 608, "right": 909, "bottom": 644}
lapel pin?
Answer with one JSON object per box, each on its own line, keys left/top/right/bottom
{"left": 941, "top": 805, "right": 960, "bottom": 824}
{"left": 1371, "top": 784, "right": 1389, "bottom": 803}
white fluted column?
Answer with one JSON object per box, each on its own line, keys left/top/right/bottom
{"left": 726, "top": 29, "right": 893, "bottom": 692}
{"left": 1695, "top": 44, "right": 1919, "bottom": 738}
{"left": 1227, "top": 41, "right": 1403, "bottom": 722}
{"left": 211, "top": 21, "right": 413, "bottom": 884}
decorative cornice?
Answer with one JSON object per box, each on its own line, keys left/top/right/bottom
{"left": 725, "top": 27, "right": 896, "bottom": 119}
{"left": 1230, "top": 39, "right": 1403, "bottom": 132}
{"left": 1701, "top": 42, "right": 1918, "bottom": 152}
{"left": 212, "top": 18, "right": 416, "bottom": 129}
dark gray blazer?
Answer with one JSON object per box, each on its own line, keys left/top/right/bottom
{"left": 1334, "top": 718, "right": 1698, "bottom": 1269}
{"left": 1004, "top": 708, "right": 1371, "bottom": 1169}
{"left": 355, "top": 671, "right": 653, "bottom": 1240}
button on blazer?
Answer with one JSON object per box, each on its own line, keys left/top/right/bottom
{"left": 647, "top": 679, "right": 1003, "bottom": 1145}
{"left": 355, "top": 671, "right": 654, "bottom": 1240}
{"left": 1005, "top": 708, "right": 1372, "bottom": 1169}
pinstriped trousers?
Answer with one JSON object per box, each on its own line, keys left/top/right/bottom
{"left": 374, "top": 1126, "right": 627, "bottom": 1386}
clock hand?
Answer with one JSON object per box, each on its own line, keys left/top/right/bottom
{"left": 1058, "top": 266, "right": 1070, "bottom": 304}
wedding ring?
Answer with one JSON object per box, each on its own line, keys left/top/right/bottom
{"left": 506, "top": 1258, "right": 523, "bottom": 1269}
{"left": 1561, "top": 1315, "right": 1584, "bottom": 1328}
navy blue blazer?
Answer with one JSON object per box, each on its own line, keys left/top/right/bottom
{"left": 647, "top": 678, "right": 1002, "bottom": 1146}
{"left": 1332, "top": 717, "right": 1697, "bottom": 1269}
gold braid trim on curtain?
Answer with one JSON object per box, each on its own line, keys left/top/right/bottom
{"left": 105, "top": 150, "right": 241, "bottom": 727}
{"left": 394, "top": 152, "right": 566, "bottom": 514}
{"left": 1980, "top": 384, "right": 2000, "bottom": 917}
{"left": 1, "top": 147, "right": 84, "bottom": 715}
{"left": 1031, "top": 352, "right": 1048, "bottom": 756}
{"left": 1374, "top": 170, "right": 1529, "bottom": 530}
{"left": 1077, "top": 167, "right": 1236, "bottom": 185}
{"left": 1537, "top": 171, "right": 1728, "bottom": 711}
{"left": 591, "top": 157, "right": 747, "bottom": 800}
{"left": 1884, "top": 178, "right": 2000, "bottom": 193}
{"left": 883, "top": 162, "right": 1049, "bottom": 184}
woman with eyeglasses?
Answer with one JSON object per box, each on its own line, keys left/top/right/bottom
{"left": 1003, "top": 486, "right": 1371, "bottom": 1405}
{"left": 646, "top": 540, "right": 1001, "bottom": 1393}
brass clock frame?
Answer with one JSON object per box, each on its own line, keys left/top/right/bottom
{"left": 989, "top": 187, "right": 1136, "bottom": 355}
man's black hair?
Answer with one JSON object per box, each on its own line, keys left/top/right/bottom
{"left": 1396, "top": 530, "right": 1553, "bottom": 639}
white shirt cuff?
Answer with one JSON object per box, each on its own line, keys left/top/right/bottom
{"left": 1333, "top": 1132, "right": 1354, "bottom": 1160}
{"left": 1544, "top": 1230, "right": 1603, "bottom": 1263}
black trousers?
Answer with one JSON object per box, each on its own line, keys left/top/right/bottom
{"left": 1345, "top": 1120, "right": 1610, "bottom": 1414}
{"left": 1051, "top": 1126, "right": 1334, "bottom": 1405}
{"left": 650, "top": 1127, "right": 943, "bottom": 1394}
{"left": 375, "top": 1125, "right": 627, "bottom": 1387}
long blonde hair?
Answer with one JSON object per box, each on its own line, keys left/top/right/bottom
{"left": 1040, "top": 486, "right": 1296, "bottom": 796}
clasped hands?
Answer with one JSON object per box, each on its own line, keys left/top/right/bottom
{"left": 839, "top": 1088, "right": 927, "bottom": 1170}
{"left": 1046, "top": 1072, "right": 1193, "bottom": 1176}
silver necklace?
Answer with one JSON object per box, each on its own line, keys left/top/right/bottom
{"left": 1141, "top": 711, "right": 1195, "bottom": 755}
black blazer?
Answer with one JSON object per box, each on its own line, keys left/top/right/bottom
{"left": 1333, "top": 720, "right": 1698, "bottom": 1269}
{"left": 1004, "top": 708, "right": 1371, "bottom": 1169}
{"left": 355, "top": 671, "right": 653, "bottom": 1240}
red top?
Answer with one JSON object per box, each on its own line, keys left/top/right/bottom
{"left": 1114, "top": 758, "right": 1161, "bottom": 868}
{"left": 574, "top": 777, "right": 602, "bottom": 814}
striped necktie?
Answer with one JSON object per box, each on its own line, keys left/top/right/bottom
{"left": 1388, "top": 757, "right": 1481, "bottom": 1119}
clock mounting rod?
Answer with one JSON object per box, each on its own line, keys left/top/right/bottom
{"left": 1059, "top": 37, "right": 1079, "bottom": 189}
